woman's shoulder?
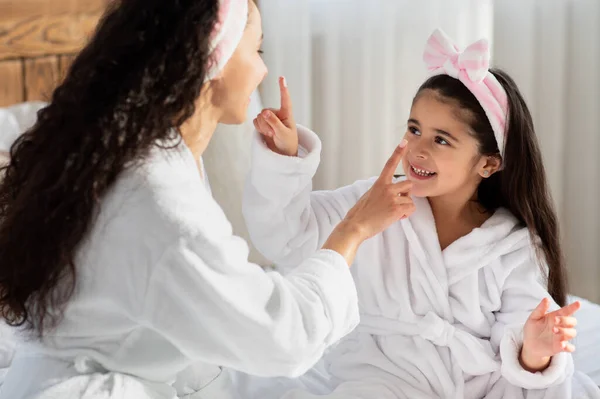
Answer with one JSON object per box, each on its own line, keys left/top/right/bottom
{"left": 75, "top": 147, "right": 234, "bottom": 312}
{"left": 102, "top": 144, "right": 231, "bottom": 244}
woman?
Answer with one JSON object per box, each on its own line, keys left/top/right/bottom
{"left": 0, "top": 1, "right": 415, "bottom": 398}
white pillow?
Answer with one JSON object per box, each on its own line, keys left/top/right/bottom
{"left": 0, "top": 102, "right": 48, "bottom": 167}
{"left": 0, "top": 320, "right": 16, "bottom": 385}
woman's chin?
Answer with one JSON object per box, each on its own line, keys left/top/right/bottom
{"left": 219, "top": 109, "right": 248, "bottom": 126}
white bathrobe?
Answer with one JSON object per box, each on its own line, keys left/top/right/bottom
{"left": 242, "top": 126, "right": 600, "bottom": 399}
{"left": 0, "top": 135, "right": 360, "bottom": 399}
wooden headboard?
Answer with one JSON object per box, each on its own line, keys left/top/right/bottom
{"left": 0, "top": 0, "right": 109, "bottom": 107}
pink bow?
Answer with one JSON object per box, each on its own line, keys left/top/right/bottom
{"left": 421, "top": 29, "right": 509, "bottom": 160}
{"left": 424, "top": 29, "right": 491, "bottom": 83}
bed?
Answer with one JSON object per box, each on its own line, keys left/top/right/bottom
{"left": 1, "top": 0, "right": 599, "bottom": 393}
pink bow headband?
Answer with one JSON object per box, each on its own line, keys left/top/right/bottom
{"left": 205, "top": 0, "right": 248, "bottom": 82}
{"left": 423, "top": 29, "right": 508, "bottom": 159}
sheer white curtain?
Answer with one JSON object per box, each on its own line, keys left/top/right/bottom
{"left": 259, "top": 0, "right": 493, "bottom": 188}
{"left": 493, "top": 0, "right": 600, "bottom": 302}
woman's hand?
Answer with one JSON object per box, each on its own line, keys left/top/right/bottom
{"left": 323, "top": 140, "right": 415, "bottom": 265}
{"left": 253, "top": 76, "right": 298, "bottom": 157}
{"left": 342, "top": 140, "right": 415, "bottom": 241}
{"left": 520, "top": 298, "right": 581, "bottom": 372}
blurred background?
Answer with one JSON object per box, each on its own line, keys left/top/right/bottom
{"left": 0, "top": 0, "right": 598, "bottom": 302}
{"left": 206, "top": 0, "right": 600, "bottom": 302}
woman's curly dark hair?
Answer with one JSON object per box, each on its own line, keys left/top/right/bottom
{"left": 0, "top": 0, "right": 220, "bottom": 336}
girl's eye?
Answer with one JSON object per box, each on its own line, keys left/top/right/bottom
{"left": 408, "top": 126, "right": 420, "bottom": 136}
{"left": 435, "top": 136, "right": 450, "bottom": 146}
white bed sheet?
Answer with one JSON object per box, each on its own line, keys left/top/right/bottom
{"left": 572, "top": 296, "right": 600, "bottom": 384}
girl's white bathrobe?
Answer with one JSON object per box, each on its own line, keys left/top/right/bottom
{"left": 242, "top": 126, "right": 600, "bottom": 399}
{"left": 0, "top": 135, "right": 360, "bottom": 399}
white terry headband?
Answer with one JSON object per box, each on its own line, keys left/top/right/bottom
{"left": 205, "top": 0, "right": 249, "bottom": 82}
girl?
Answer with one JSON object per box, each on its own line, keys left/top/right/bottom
{"left": 0, "top": 1, "right": 412, "bottom": 398}
{"left": 244, "top": 29, "right": 600, "bottom": 398}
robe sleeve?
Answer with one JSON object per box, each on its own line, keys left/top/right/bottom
{"left": 242, "top": 124, "right": 375, "bottom": 271}
{"left": 490, "top": 248, "right": 574, "bottom": 390}
{"left": 141, "top": 229, "right": 359, "bottom": 378}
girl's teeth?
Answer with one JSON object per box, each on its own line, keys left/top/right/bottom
{"left": 412, "top": 166, "right": 435, "bottom": 176}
